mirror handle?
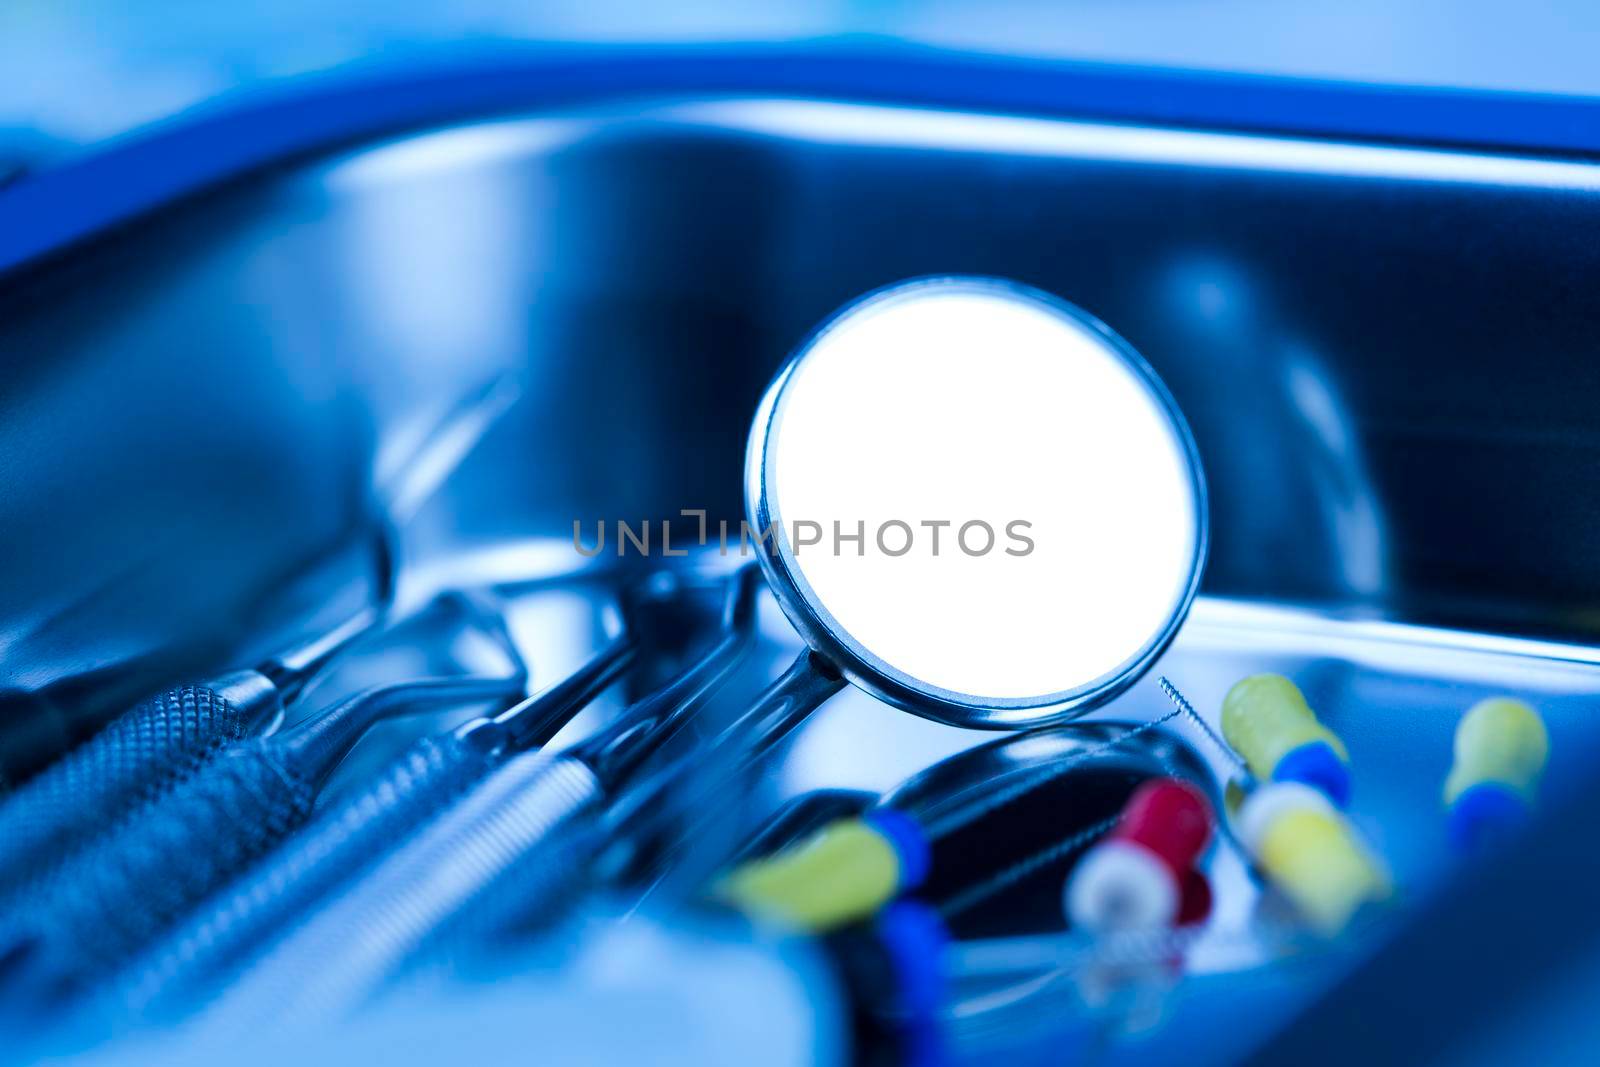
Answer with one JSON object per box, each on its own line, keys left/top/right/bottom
{"left": 723, "top": 650, "right": 846, "bottom": 777}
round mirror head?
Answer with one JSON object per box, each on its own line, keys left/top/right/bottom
{"left": 746, "top": 277, "right": 1207, "bottom": 728}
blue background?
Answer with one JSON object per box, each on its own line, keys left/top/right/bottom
{"left": 4, "top": 1, "right": 1599, "bottom": 153}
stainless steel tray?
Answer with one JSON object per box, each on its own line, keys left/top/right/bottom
{"left": 8, "top": 71, "right": 1600, "bottom": 1064}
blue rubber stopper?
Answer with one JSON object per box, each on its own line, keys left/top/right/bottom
{"left": 865, "top": 808, "right": 932, "bottom": 891}
{"left": 1449, "top": 782, "right": 1529, "bottom": 852}
{"left": 876, "top": 900, "right": 950, "bottom": 1067}
{"left": 1273, "top": 741, "right": 1352, "bottom": 808}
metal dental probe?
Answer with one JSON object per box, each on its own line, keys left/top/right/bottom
{"left": 107, "top": 584, "right": 662, "bottom": 1020}
{"left": 0, "top": 598, "right": 528, "bottom": 995}
{"left": 186, "top": 567, "right": 761, "bottom": 1034}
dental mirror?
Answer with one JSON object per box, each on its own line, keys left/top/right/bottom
{"left": 611, "top": 277, "right": 1206, "bottom": 898}
{"left": 731, "top": 275, "right": 1204, "bottom": 759}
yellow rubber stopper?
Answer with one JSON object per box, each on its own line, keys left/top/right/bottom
{"left": 1222, "top": 674, "right": 1347, "bottom": 781}
{"left": 1443, "top": 697, "right": 1549, "bottom": 805}
{"left": 1255, "top": 805, "right": 1387, "bottom": 935}
{"left": 719, "top": 818, "right": 903, "bottom": 931}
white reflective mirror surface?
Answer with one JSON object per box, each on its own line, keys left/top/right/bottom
{"left": 748, "top": 277, "right": 1206, "bottom": 727}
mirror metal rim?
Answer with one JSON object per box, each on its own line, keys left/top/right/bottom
{"left": 746, "top": 275, "right": 1209, "bottom": 730}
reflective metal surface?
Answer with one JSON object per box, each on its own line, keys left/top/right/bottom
{"left": 8, "top": 96, "right": 1600, "bottom": 663}
{"left": 881, "top": 719, "right": 1218, "bottom": 823}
